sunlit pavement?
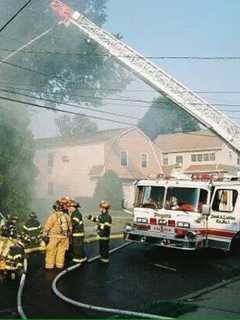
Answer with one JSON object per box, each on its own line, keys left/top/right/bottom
{"left": 2, "top": 241, "right": 240, "bottom": 319}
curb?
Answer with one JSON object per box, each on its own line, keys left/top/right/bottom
{"left": 178, "top": 273, "right": 240, "bottom": 302}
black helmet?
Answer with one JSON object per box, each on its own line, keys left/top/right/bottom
{"left": 53, "top": 200, "right": 62, "bottom": 211}
{"left": 10, "top": 215, "right": 18, "bottom": 222}
{"left": 69, "top": 200, "right": 81, "bottom": 208}
{"left": 30, "top": 211, "right": 37, "bottom": 218}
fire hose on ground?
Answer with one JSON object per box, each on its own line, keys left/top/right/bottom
{"left": 17, "top": 240, "right": 173, "bottom": 320}
{"left": 52, "top": 242, "right": 173, "bottom": 320}
{"left": 17, "top": 258, "right": 28, "bottom": 320}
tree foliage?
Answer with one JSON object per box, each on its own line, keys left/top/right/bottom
{"left": 0, "top": 100, "right": 36, "bottom": 219}
{"left": 0, "top": 0, "right": 130, "bottom": 104}
{"left": 55, "top": 114, "right": 98, "bottom": 138}
{"left": 92, "top": 170, "right": 123, "bottom": 210}
{"left": 138, "top": 96, "right": 201, "bottom": 140}
{"left": 0, "top": 0, "right": 130, "bottom": 215}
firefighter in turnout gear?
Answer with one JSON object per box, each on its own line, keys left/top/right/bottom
{"left": 43, "top": 202, "right": 71, "bottom": 269}
{"left": 88, "top": 201, "right": 112, "bottom": 263}
{"left": 1, "top": 215, "right": 19, "bottom": 239}
{"left": 22, "top": 212, "right": 42, "bottom": 250}
{"left": 69, "top": 201, "right": 87, "bottom": 264}
{"left": 0, "top": 236, "right": 25, "bottom": 277}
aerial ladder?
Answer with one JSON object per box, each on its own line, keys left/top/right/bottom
{"left": 49, "top": 0, "right": 240, "bottom": 153}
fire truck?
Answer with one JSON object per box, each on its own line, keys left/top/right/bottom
{"left": 123, "top": 175, "right": 240, "bottom": 251}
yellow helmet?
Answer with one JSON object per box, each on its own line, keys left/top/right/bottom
{"left": 99, "top": 200, "right": 111, "bottom": 210}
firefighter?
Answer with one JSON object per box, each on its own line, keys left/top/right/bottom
{"left": 43, "top": 201, "right": 71, "bottom": 269}
{"left": 88, "top": 201, "right": 112, "bottom": 263}
{"left": 0, "top": 236, "right": 25, "bottom": 278}
{"left": 68, "top": 200, "right": 87, "bottom": 264}
{"left": 1, "top": 215, "right": 19, "bottom": 239}
{"left": 5, "top": 239, "right": 25, "bottom": 277}
{"left": 22, "top": 212, "right": 42, "bottom": 250}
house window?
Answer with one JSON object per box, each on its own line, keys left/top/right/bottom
{"left": 229, "top": 152, "right": 232, "bottom": 160}
{"left": 176, "top": 155, "right": 183, "bottom": 165}
{"left": 141, "top": 153, "right": 148, "bottom": 168}
{"left": 237, "top": 157, "right": 240, "bottom": 166}
{"left": 204, "top": 153, "right": 209, "bottom": 161}
{"left": 48, "top": 153, "right": 54, "bottom": 167}
{"left": 197, "top": 154, "right": 203, "bottom": 162}
{"left": 191, "top": 154, "right": 197, "bottom": 162}
{"left": 62, "top": 155, "right": 69, "bottom": 162}
{"left": 48, "top": 182, "right": 54, "bottom": 195}
{"left": 163, "top": 157, "right": 168, "bottom": 166}
{"left": 121, "top": 151, "right": 128, "bottom": 167}
{"left": 210, "top": 153, "right": 216, "bottom": 161}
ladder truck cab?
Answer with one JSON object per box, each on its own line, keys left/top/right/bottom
{"left": 124, "top": 175, "right": 240, "bottom": 252}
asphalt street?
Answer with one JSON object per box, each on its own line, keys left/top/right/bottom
{"left": 2, "top": 241, "right": 240, "bottom": 318}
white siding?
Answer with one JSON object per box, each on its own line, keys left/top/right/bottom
{"left": 34, "top": 144, "right": 104, "bottom": 199}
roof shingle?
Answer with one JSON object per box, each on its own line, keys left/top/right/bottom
{"left": 154, "top": 130, "right": 223, "bottom": 153}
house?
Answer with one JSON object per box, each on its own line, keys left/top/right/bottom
{"left": 34, "top": 127, "right": 162, "bottom": 208}
{"left": 154, "top": 130, "right": 240, "bottom": 177}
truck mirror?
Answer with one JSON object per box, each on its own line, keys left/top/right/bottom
{"left": 201, "top": 204, "right": 211, "bottom": 216}
{"left": 122, "top": 199, "right": 127, "bottom": 209}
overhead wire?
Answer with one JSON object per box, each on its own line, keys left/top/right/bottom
{"left": 0, "top": 26, "right": 56, "bottom": 67}
{"left": 0, "top": 51, "right": 239, "bottom": 108}
{"left": 1, "top": 85, "right": 240, "bottom": 111}
{"left": 0, "top": 87, "right": 140, "bottom": 121}
{"left": 1, "top": 87, "right": 240, "bottom": 124}
{"left": 0, "top": 48, "right": 240, "bottom": 60}
{"left": 0, "top": 81, "right": 239, "bottom": 95}
{"left": 0, "top": 0, "right": 33, "bottom": 34}
{"left": 0, "top": 95, "right": 136, "bottom": 126}
{"left": 1, "top": 86, "right": 240, "bottom": 122}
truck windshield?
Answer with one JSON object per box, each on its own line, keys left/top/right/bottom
{"left": 165, "top": 187, "right": 208, "bottom": 212}
{"left": 136, "top": 186, "right": 165, "bottom": 209}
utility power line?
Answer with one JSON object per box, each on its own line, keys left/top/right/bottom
{"left": 1, "top": 87, "right": 240, "bottom": 123}
{"left": 0, "top": 95, "right": 135, "bottom": 126}
{"left": 0, "top": 81, "right": 239, "bottom": 95}
{"left": 0, "top": 87, "right": 140, "bottom": 121}
{"left": 1, "top": 85, "right": 240, "bottom": 111}
{"left": 0, "top": 26, "right": 55, "bottom": 67}
{"left": 0, "top": 0, "right": 33, "bottom": 34}
{"left": 0, "top": 47, "right": 240, "bottom": 60}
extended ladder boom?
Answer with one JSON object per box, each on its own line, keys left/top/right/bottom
{"left": 50, "top": 0, "right": 240, "bottom": 153}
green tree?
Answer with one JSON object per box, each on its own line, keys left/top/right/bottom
{"left": 0, "top": 0, "right": 130, "bottom": 104}
{"left": 138, "top": 96, "right": 200, "bottom": 140}
{"left": 93, "top": 171, "right": 123, "bottom": 210}
{"left": 55, "top": 114, "right": 98, "bottom": 138}
{"left": 0, "top": 100, "right": 36, "bottom": 219}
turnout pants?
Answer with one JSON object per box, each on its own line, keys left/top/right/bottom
{"left": 72, "top": 236, "right": 87, "bottom": 263}
{"left": 99, "top": 238, "right": 109, "bottom": 262}
{"left": 45, "top": 237, "right": 68, "bottom": 269}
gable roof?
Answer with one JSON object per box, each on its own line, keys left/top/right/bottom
{"left": 154, "top": 130, "right": 224, "bottom": 153}
{"left": 36, "top": 128, "right": 130, "bottom": 149}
